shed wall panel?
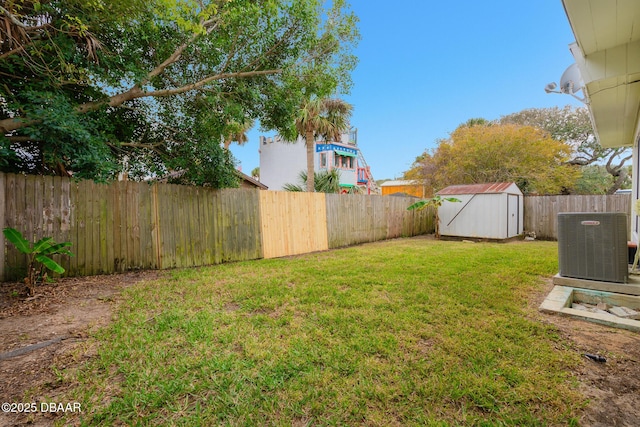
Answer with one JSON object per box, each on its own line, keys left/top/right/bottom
{"left": 439, "top": 193, "right": 523, "bottom": 239}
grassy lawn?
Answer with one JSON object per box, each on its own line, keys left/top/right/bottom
{"left": 63, "top": 238, "right": 582, "bottom": 426}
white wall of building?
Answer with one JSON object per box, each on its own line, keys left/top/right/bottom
{"left": 259, "top": 136, "right": 307, "bottom": 191}
{"left": 259, "top": 135, "right": 360, "bottom": 191}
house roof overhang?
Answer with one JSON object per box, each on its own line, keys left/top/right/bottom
{"left": 562, "top": 0, "right": 640, "bottom": 148}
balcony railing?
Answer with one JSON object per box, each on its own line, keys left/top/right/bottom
{"left": 357, "top": 167, "right": 370, "bottom": 184}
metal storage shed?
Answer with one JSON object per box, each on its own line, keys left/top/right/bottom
{"left": 436, "top": 182, "right": 523, "bottom": 240}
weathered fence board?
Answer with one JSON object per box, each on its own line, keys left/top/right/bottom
{"left": 0, "top": 174, "right": 265, "bottom": 280}
{"left": 401, "top": 201, "right": 434, "bottom": 238}
{"left": 218, "top": 188, "right": 263, "bottom": 263}
{"left": 1, "top": 173, "right": 434, "bottom": 281}
{"left": 386, "top": 197, "right": 406, "bottom": 238}
{"left": 325, "top": 194, "right": 433, "bottom": 248}
{"left": 0, "top": 173, "right": 4, "bottom": 281}
{"left": 154, "top": 185, "right": 263, "bottom": 268}
{"left": 524, "top": 194, "right": 632, "bottom": 240}
{"left": 326, "top": 194, "right": 375, "bottom": 247}
{"left": 259, "top": 191, "right": 328, "bottom": 259}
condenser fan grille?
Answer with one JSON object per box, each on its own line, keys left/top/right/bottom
{"left": 557, "top": 212, "right": 628, "bottom": 283}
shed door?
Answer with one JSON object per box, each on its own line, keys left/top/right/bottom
{"left": 507, "top": 194, "right": 519, "bottom": 237}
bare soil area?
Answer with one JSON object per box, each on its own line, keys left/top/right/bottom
{"left": 0, "top": 271, "right": 160, "bottom": 427}
{"left": 0, "top": 273, "right": 638, "bottom": 426}
{"left": 529, "top": 279, "right": 640, "bottom": 427}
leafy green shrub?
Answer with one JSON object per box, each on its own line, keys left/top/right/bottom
{"left": 408, "top": 195, "right": 461, "bottom": 239}
{"left": 2, "top": 228, "right": 74, "bottom": 295}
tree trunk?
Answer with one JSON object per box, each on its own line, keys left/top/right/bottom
{"left": 306, "top": 130, "right": 315, "bottom": 192}
{"left": 606, "top": 169, "right": 628, "bottom": 194}
{"left": 605, "top": 150, "right": 632, "bottom": 194}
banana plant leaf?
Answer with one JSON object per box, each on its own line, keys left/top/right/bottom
{"left": 2, "top": 227, "right": 31, "bottom": 254}
{"left": 35, "top": 254, "right": 66, "bottom": 274}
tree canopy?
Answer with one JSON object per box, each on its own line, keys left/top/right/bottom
{"left": 499, "top": 106, "right": 632, "bottom": 193}
{"left": 404, "top": 123, "right": 579, "bottom": 195}
{"left": 1, "top": 0, "right": 359, "bottom": 186}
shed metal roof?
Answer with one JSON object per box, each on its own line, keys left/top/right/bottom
{"left": 380, "top": 180, "right": 419, "bottom": 187}
{"left": 436, "top": 182, "right": 518, "bottom": 195}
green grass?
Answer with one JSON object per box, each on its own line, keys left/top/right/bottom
{"left": 63, "top": 238, "right": 583, "bottom": 426}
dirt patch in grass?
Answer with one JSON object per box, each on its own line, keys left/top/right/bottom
{"left": 0, "top": 271, "right": 159, "bottom": 427}
{"left": 0, "top": 270, "right": 638, "bottom": 426}
{"left": 530, "top": 279, "right": 640, "bottom": 427}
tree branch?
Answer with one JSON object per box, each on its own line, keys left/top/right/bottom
{"left": 133, "top": 69, "right": 282, "bottom": 99}
{"left": 606, "top": 152, "right": 633, "bottom": 173}
{"left": 108, "top": 142, "right": 163, "bottom": 148}
{"left": 220, "top": 27, "right": 242, "bottom": 74}
{"left": 0, "top": 5, "right": 28, "bottom": 29}
{"left": 141, "top": 40, "right": 192, "bottom": 86}
{"left": 243, "top": 22, "right": 300, "bottom": 72}
{"left": 2, "top": 135, "right": 39, "bottom": 142}
{"left": 139, "top": 16, "right": 222, "bottom": 87}
{"left": 0, "top": 10, "right": 282, "bottom": 136}
{"left": 0, "top": 46, "right": 25, "bottom": 60}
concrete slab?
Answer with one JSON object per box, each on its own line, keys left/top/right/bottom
{"left": 609, "top": 306, "right": 640, "bottom": 319}
{"left": 553, "top": 274, "right": 640, "bottom": 296}
{"left": 539, "top": 286, "right": 573, "bottom": 312}
{"left": 540, "top": 285, "right": 640, "bottom": 332}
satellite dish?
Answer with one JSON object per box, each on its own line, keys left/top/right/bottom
{"left": 559, "top": 63, "right": 583, "bottom": 95}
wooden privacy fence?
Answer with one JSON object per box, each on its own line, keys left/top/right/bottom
{"left": 259, "top": 191, "right": 329, "bottom": 258}
{"left": 0, "top": 173, "right": 432, "bottom": 281}
{"left": 0, "top": 173, "right": 262, "bottom": 280}
{"left": 524, "top": 194, "right": 632, "bottom": 240}
{"left": 325, "top": 194, "right": 432, "bottom": 248}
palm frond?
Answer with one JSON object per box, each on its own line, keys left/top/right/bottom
{"left": 284, "top": 169, "right": 342, "bottom": 193}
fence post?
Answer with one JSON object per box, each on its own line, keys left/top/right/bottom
{"left": 152, "top": 183, "right": 162, "bottom": 269}
{"left": 0, "top": 173, "right": 5, "bottom": 281}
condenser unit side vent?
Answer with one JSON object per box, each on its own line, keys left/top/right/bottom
{"left": 558, "top": 212, "right": 628, "bottom": 283}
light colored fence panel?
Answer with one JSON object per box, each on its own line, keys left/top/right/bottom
{"left": 259, "top": 191, "right": 328, "bottom": 259}
{"left": 524, "top": 194, "right": 632, "bottom": 240}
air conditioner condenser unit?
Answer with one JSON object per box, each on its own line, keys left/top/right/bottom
{"left": 557, "top": 212, "right": 628, "bottom": 283}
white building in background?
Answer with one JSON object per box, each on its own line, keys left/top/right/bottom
{"left": 259, "top": 128, "right": 378, "bottom": 194}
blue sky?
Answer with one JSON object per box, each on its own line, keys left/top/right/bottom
{"left": 233, "top": 0, "right": 583, "bottom": 180}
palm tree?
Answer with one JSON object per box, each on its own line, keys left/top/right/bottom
{"left": 250, "top": 167, "right": 260, "bottom": 180}
{"left": 283, "top": 169, "right": 341, "bottom": 193}
{"left": 294, "top": 98, "right": 352, "bottom": 192}
{"left": 223, "top": 118, "right": 254, "bottom": 150}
